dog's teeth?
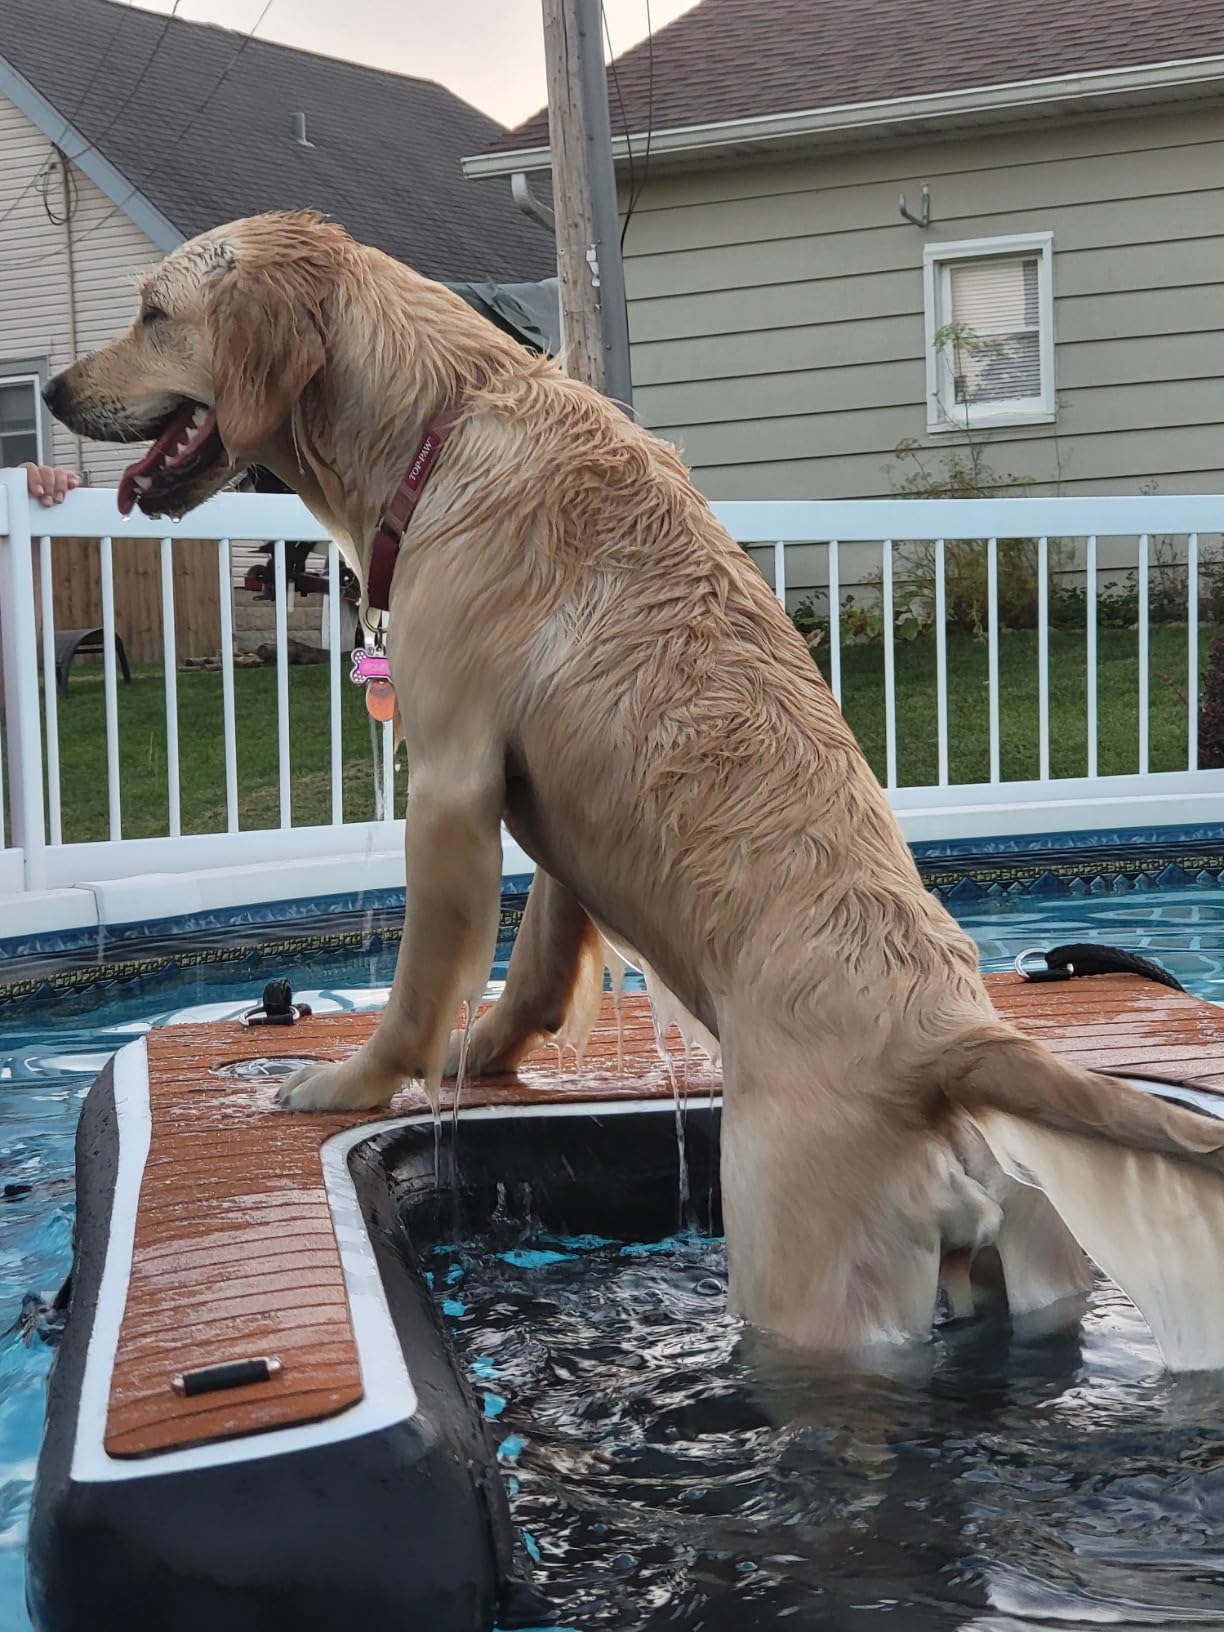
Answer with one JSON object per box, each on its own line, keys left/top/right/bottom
{"left": 191, "top": 406, "right": 208, "bottom": 427}
{"left": 133, "top": 476, "right": 152, "bottom": 491}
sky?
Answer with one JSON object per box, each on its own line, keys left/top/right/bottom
{"left": 130, "top": 1, "right": 699, "bottom": 127}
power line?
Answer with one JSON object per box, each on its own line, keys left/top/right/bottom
{"left": 113, "top": 0, "right": 276, "bottom": 212}
{"left": 599, "top": 2, "right": 656, "bottom": 254}
{"left": 39, "top": 154, "right": 79, "bottom": 227}
{"left": 4, "top": 0, "right": 275, "bottom": 273}
{"left": 0, "top": 0, "right": 144, "bottom": 235}
{"left": 65, "top": 0, "right": 190, "bottom": 172}
{"left": 602, "top": 6, "right": 636, "bottom": 239}
{"left": 621, "top": 0, "right": 654, "bottom": 247}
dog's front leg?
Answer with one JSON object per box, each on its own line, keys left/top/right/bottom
{"left": 279, "top": 764, "right": 504, "bottom": 1112}
{"left": 445, "top": 869, "right": 603, "bottom": 1077}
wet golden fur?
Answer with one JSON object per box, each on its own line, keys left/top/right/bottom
{"left": 47, "top": 213, "right": 1224, "bottom": 1360}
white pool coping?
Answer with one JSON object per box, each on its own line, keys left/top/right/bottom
{"left": 0, "top": 833, "right": 537, "bottom": 943}
{"left": 3, "top": 792, "right": 1224, "bottom": 945}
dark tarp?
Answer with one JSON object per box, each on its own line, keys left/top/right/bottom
{"left": 449, "top": 277, "right": 561, "bottom": 356}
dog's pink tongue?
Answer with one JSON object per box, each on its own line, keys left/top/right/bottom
{"left": 117, "top": 402, "right": 199, "bottom": 516}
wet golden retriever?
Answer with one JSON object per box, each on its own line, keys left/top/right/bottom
{"left": 45, "top": 212, "right": 1224, "bottom": 1366}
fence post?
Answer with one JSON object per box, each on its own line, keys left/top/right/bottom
{"left": 0, "top": 470, "right": 47, "bottom": 890}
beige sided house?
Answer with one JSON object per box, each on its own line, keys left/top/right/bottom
{"left": 468, "top": 0, "right": 1224, "bottom": 597}
{"left": 0, "top": 0, "right": 556, "bottom": 655}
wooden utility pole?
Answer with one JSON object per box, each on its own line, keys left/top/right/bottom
{"left": 541, "top": 0, "right": 634, "bottom": 408}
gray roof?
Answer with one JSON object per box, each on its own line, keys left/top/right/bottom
{"left": 491, "top": 0, "right": 1224, "bottom": 154}
{"left": 2, "top": 0, "right": 555, "bottom": 283}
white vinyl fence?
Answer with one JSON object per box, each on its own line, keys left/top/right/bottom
{"left": 3, "top": 472, "right": 1224, "bottom": 914}
{"left": 724, "top": 494, "right": 1224, "bottom": 842}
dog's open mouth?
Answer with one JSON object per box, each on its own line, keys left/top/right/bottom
{"left": 117, "top": 400, "right": 227, "bottom": 517}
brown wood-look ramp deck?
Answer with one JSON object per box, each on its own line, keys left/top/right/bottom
{"left": 107, "top": 976, "right": 1224, "bottom": 1459}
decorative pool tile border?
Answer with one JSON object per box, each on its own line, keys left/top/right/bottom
{"left": 912, "top": 822, "right": 1224, "bottom": 860}
{"left": 0, "top": 878, "right": 534, "bottom": 1004}
{"left": 5, "top": 828, "right": 1224, "bottom": 1003}
{"left": 0, "top": 886, "right": 428, "bottom": 965}
{"left": 913, "top": 824, "right": 1224, "bottom": 904}
{"left": 0, "top": 878, "right": 535, "bottom": 965}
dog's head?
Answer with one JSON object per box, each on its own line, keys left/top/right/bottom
{"left": 43, "top": 212, "right": 341, "bottom": 519}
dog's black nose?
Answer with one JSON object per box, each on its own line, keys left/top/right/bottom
{"left": 42, "top": 374, "right": 68, "bottom": 416}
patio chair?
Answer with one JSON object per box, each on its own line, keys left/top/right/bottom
{"left": 55, "top": 627, "right": 132, "bottom": 694}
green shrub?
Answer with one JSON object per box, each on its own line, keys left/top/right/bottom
{"left": 787, "top": 446, "right": 1211, "bottom": 650}
{"left": 883, "top": 442, "right": 1046, "bottom": 636}
{"left": 793, "top": 593, "right": 929, "bottom": 649}
{"left": 1198, "top": 636, "right": 1224, "bottom": 769}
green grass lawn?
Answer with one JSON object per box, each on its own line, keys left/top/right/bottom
{"left": 36, "top": 660, "right": 390, "bottom": 842}
{"left": 16, "top": 624, "right": 1217, "bottom": 844}
{"left": 829, "top": 624, "right": 1216, "bottom": 787}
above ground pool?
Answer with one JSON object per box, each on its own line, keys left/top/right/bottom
{"left": 6, "top": 888, "right": 1224, "bottom": 1629}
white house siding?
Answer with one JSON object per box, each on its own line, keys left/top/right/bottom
{"left": 0, "top": 97, "right": 299, "bottom": 652}
{"left": 624, "top": 104, "right": 1224, "bottom": 539}
{"left": 0, "top": 88, "right": 160, "bottom": 481}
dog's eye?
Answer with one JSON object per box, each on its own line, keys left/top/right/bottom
{"left": 141, "top": 305, "right": 167, "bottom": 326}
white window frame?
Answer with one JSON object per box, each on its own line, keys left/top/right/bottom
{"left": 0, "top": 369, "right": 46, "bottom": 466}
{"left": 923, "top": 232, "right": 1055, "bottom": 434}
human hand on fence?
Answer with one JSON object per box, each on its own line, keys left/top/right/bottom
{"left": 21, "top": 462, "right": 81, "bottom": 507}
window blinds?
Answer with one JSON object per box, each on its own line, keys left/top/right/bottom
{"left": 947, "top": 256, "right": 1042, "bottom": 405}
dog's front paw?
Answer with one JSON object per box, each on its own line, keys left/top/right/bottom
{"left": 442, "top": 1017, "right": 530, "bottom": 1080}
{"left": 276, "top": 1059, "right": 394, "bottom": 1113}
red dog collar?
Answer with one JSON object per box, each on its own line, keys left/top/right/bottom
{"left": 366, "top": 411, "right": 457, "bottom": 612}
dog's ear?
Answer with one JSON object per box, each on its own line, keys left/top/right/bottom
{"left": 209, "top": 263, "right": 326, "bottom": 464}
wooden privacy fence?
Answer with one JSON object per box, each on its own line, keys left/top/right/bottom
{"left": 32, "top": 535, "right": 221, "bottom": 666}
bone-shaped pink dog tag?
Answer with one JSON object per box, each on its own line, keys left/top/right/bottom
{"left": 349, "top": 647, "right": 395, "bottom": 721}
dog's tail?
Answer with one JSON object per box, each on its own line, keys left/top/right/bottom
{"left": 940, "top": 1023, "right": 1224, "bottom": 1371}
{"left": 941, "top": 1023, "right": 1224, "bottom": 1164}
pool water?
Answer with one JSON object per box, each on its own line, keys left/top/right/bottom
{"left": 442, "top": 1234, "right": 1224, "bottom": 1630}
{"left": 5, "top": 890, "right": 1224, "bottom": 1629}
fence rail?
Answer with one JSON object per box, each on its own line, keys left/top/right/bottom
{"left": 4, "top": 473, "right": 1224, "bottom": 916}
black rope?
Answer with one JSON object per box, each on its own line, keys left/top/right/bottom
{"left": 1016, "top": 943, "right": 1185, "bottom": 992}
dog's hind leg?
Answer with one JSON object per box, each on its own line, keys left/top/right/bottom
{"left": 932, "top": 1136, "right": 1003, "bottom": 1321}
{"left": 717, "top": 1023, "right": 944, "bottom": 1353}
{"left": 944, "top": 1115, "right": 1092, "bottom": 1325}
{"left": 444, "top": 869, "right": 606, "bottom": 1077}
{"left": 280, "top": 762, "right": 505, "bottom": 1111}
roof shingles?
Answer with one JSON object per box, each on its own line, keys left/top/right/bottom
{"left": 3, "top": 0, "right": 554, "bottom": 282}
{"left": 492, "top": 0, "right": 1224, "bottom": 153}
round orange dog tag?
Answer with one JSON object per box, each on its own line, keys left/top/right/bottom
{"left": 365, "top": 679, "right": 396, "bottom": 722}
